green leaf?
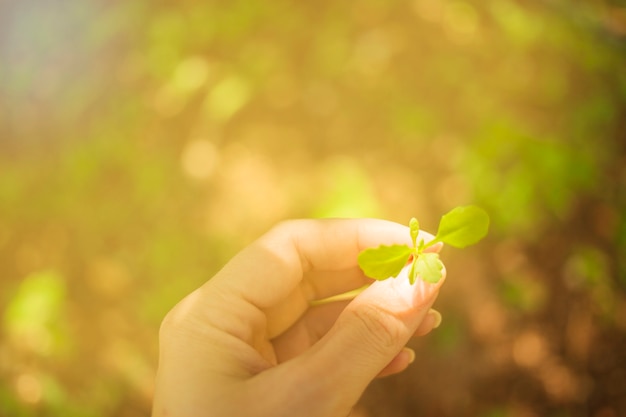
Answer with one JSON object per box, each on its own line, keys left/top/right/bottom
{"left": 430, "top": 205, "right": 490, "bottom": 248}
{"left": 409, "top": 217, "right": 419, "bottom": 247}
{"left": 415, "top": 253, "right": 444, "bottom": 283}
{"left": 357, "top": 244, "right": 412, "bottom": 280}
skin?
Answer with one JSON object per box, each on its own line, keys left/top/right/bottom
{"left": 152, "top": 218, "right": 446, "bottom": 417}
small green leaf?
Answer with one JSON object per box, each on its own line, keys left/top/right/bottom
{"left": 357, "top": 244, "right": 412, "bottom": 280}
{"left": 409, "top": 217, "right": 419, "bottom": 247}
{"left": 430, "top": 205, "right": 489, "bottom": 248}
{"left": 415, "top": 253, "right": 444, "bottom": 283}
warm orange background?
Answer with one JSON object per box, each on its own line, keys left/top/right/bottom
{"left": 1, "top": 1, "right": 625, "bottom": 416}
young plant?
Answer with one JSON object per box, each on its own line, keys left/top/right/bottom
{"left": 358, "top": 205, "right": 489, "bottom": 285}
{"left": 310, "top": 206, "right": 489, "bottom": 306}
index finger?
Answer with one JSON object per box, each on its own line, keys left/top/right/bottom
{"left": 208, "top": 218, "right": 429, "bottom": 309}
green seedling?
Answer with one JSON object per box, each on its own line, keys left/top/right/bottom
{"left": 310, "top": 205, "right": 489, "bottom": 306}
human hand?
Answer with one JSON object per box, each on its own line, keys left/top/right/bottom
{"left": 152, "top": 219, "right": 446, "bottom": 417}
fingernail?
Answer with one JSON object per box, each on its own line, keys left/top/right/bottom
{"left": 429, "top": 309, "right": 442, "bottom": 329}
{"left": 404, "top": 347, "right": 416, "bottom": 364}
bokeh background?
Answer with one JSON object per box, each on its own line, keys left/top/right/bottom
{"left": 1, "top": 0, "right": 625, "bottom": 416}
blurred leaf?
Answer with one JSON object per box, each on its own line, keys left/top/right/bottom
{"left": 564, "top": 245, "right": 615, "bottom": 319}
{"left": 204, "top": 75, "right": 251, "bottom": 121}
{"left": 499, "top": 273, "right": 547, "bottom": 313}
{"left": 313, "top": 158, "right": 380, "bottom": 218}
{"left": 489, "top": 0, "right": 544, "bottom": 46}
{"left": 4, "top": 270, "right": 67, "bottom": 355}
{"left": 433, "top": 316, "right": 465, "bottom": 354}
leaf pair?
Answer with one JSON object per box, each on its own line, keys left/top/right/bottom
{"left": 357, "top": 205, "right": 489, "bottom": 285}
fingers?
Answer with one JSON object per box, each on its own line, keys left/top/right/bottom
{"left": 209, "top": 218, "right": 434, "bottom": 310}
{"left": 377, "top": 347, "right": 415, "bottom": 378}
{"left": 376, "top": 309, "right": 443, "bottom": 378}
{"left": 291, "top": 263, "right": 446, "bottom": 406}
{"left": 414, "top": 308, "right": 442, "bottom": 337}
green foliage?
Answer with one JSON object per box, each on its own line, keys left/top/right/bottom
{"left": 428, "top": 206, "right": 491, "bottom": 249}
{"left": 413, "top": 252, "right": 445, "bottom": 284}
{"left": 461, "top": 120, "right": 605, "bottom": 235}
{"left": 0, "top": 0, "right": 623, "bottom": 415}
{"left": 356, "top": 244, "right": 413, "bottom": 281}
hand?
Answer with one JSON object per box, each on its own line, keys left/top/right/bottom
{"left": 152, "top": 219, "right": 446, "bottom": 417}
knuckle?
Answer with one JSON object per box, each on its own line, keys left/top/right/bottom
{"left": 158, "top": 297, "right": 196, "bottom": 343}
{"left": 348, "top": 304, "right": 403, "bottom": 352}
{"left": 158, "top": 308, "right": 178, "bottom": 342}
{"left": 271, "top": 218, "right": 306, "bottom": 233}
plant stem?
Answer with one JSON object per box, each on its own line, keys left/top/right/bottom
{"left": 309, "top": 284, "right": 370, "bottom": 307}
{"left": 422, "top": 238, "right": 439, "bottom": 249}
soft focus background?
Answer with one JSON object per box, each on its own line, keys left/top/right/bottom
{"left": 1, "top": 0, "right": 625, "bottom": 416}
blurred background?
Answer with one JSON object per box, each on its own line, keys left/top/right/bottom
{"left": 0, "top": 0, "right": 625, "bottom": 416}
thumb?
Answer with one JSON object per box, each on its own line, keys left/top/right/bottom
{"left": 304, "top": 267, "right": 445, "bottom": 406}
